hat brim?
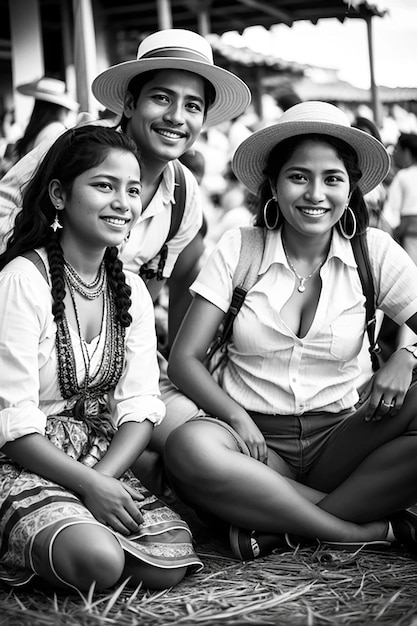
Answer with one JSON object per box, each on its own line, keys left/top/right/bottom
{"left": 232, "top": 121, "right": 391, "bottom": 196}
{"left": 91, "top": 58, "right": 251, "bottom": 128}
{"left": 16, "top": 85, "right": 79, "bottom": 112}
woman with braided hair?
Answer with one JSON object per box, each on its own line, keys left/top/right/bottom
{"left": 0, "top": 125, "right": 202, "bottom": 591}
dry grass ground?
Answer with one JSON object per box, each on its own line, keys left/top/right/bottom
{"left": 2, "top": 501, "right": 417, "bottom": 626}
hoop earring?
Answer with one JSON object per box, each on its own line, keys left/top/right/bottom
{"left": 339, "top": 206, "right": 357, "bottom": 240}
{"left": 263, "top": 197, "right": 279, "bottom": 230}
{"left": 50, "top": 208, "right": 63, "bottom": 233}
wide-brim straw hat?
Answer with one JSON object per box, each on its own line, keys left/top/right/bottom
{"left": 91, "top": 28, "right": 251, "bottom": 128}
{"left": 17, "top": 77, "right": 79, "bottom": 112}
{"left": 232, "top": 101, "right": 390, "bottom": 195}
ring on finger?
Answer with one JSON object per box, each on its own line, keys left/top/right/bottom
{"left": 380, "top": 398, "right": 396, "bottom": 412}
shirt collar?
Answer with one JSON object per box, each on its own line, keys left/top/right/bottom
{"left": 259, "top": 227, "right": 358, "bottom": 274}
{"left": 160, "top": 161, "right": 177, "bottom": 205}
{"left": 139, "top": 161, "right": 177, "bottom": 220}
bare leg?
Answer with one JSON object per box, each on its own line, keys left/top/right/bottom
{"left": 39, "top": 524, "right": 125, "bottom": 590}
{"left": 267, "top": 447, "right": 326, "bottom": 504}
{"left": 39, "top": 523, "right": 187, "bottom": 592}
{"left": 165, "top": 421, "right": 387, "bottom": 543}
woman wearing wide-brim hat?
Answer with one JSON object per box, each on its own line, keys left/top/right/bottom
{"left": 15, "top": 77, "right": 79, "bottom": 159}
{"left": 165, "top": 101, "right": 417, "bottom": 561}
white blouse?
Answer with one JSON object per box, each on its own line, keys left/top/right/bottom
{"left": 191, "top": 227, "right": 417, "bottom": 416}
{"left": 0, "top": 249, "right": 165, "bottom": 447}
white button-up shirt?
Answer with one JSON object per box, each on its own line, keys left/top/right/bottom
{"left": 192, "top": 227, "right": 417, "bottom": 416}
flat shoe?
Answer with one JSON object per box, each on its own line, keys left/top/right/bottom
{"left": 318, "top": 540, "right": 391, "bottom": 552}
{"left": 229, "top": 526, "right": 294, "bottom": 561}
{"left": 390, "top": 507, "right": 417, "bottom": 555}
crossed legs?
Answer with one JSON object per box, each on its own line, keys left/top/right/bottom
{"left": 165, "top": 420, "right": 387, "bottom": 544}
{"left": 165, "top": 385, "right": 417, "bottom": 544}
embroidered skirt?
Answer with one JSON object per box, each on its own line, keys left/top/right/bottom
{"left": 0, "top": 413, "right": 203, "bottom": 587}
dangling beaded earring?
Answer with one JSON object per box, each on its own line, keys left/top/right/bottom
{"left": 339, "top": 205, "right": 357, "bottom": 240}
{"left": 263, "top": 197, "right": 280, "bottom": 230}
{"left": 50, "top": 206, "right": 63, "bottom": 233}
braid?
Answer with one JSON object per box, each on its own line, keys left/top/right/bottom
{"left": 46, "top": 236, "right": 66, "bottom": 322}
{"left": 104, "top": 247, "right": 132, "bottom": 328}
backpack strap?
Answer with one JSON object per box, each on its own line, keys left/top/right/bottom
{"left": 205, "top": 227, "right": 265, "bottom": 371}
{"left": 21, "top": 249, "right": 48, "bottom": 283}
{"left": 350, "top": 233, "right": 381, "bottom": 371}
{"left": 167, "top": 159, "right": 186, "bottom": 243}
{"left": 139, "top": 159, "right": 187, "bottom": 282}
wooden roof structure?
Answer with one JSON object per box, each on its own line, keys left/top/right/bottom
{"left": 95, "top": 1, "right": 386, "bottom": 36}
{"left": 95, "top": 0, "right": 387, "bottom": 123}
{"left": 1, "top": 0, "right": 388, "bottom": 125}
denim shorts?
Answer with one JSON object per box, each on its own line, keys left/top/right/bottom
{"left": 249, "top": 409, "right": 355, "bottom": 480}
{"left": 195, "top": 409, "right": 355, "bottom": 482}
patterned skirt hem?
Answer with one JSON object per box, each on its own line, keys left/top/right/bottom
{"left": 1, "top": 516, "right": 203, "bottom": 588}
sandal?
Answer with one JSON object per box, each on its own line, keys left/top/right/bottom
{"left": 390, "top": 507, "right": 417, "bottom": 556}
{"left": 229, "top": 526, "right": 299, "bottom": 561}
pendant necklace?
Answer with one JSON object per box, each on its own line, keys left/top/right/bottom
{"left": 282, "top": 240, "right": 325, "bottom": 293}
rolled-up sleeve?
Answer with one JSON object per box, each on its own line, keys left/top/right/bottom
{"left": 368, "top": 228, "right": 417, "bottom": 325}
{"left": 0, "top": 266, "right": 50, "bottom": 447}
{"left": 108, "top": 273, "right": 166, "bottom": 427}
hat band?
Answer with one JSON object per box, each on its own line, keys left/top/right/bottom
{"left": 140, "top": 46, "right": 212, "bottom": 65}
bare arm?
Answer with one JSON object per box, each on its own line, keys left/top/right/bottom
{"left": 168, "top": 294, "right": 268, "bottom": 462}
{"left": 2, "top": 423, "right": 150, "bottom": 534}
{"left": 94, "top": 419, "right": 153, "bottom": 478}
{"left": 146, "top": 276, "right": 167, "bottom": 303}
{"left": 3, "top": 433, "right": 102, "bottom": 494}
{"left": 365, "top": 311, "right": 417, "bottom": 420}
{"left": 167, "top": 232, "right": 205, "bottom": 348}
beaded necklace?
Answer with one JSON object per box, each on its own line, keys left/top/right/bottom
{"left": 56, "top": 271, "right": 125, "bottom": 420}
{"left": 64, "top": 260, "right": 106, "bottom": 300}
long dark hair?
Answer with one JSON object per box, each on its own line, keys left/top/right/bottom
{"left": 0, "top": 125, "right": 141, "bottom": 327}
{"left": 15, "top": 100, "right": 69, "bottom": 159}
{"left": 254, "top": 133, "right": 369, "bottom": 236}
{"left": 119, "top": 69, "right": 216, "bottom": 132}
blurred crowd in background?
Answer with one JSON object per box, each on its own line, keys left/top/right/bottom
{"left": 1, "top": 84, "right": 417, "bottom": 359}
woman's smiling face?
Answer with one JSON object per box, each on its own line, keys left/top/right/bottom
{"left": 273, "top": 138, "right": 351, "bottom": 239}
{"left": 57, "top": 148, "right": 142, "bottom": 253}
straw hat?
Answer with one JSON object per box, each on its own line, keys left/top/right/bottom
{"left": 17, "top": 77, "right": 79, "bottom": 112}
{"left": 232, "top": 101, "right": 390, "bottom": 195}
{"left": 91, "top": 29, "right": 251, "bottom": 128}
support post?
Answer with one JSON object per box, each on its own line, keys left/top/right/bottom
{"left": 157, "top": 0, "right": 173, "bottom": 29}
{"left": 366, "top": 16, "right": 382, "bottom": 128}
{"left": 72, "top": 0, "right": 98, "bottom": 115}
{"left": 8, "top": 0, "right": 44, "bottom": 128}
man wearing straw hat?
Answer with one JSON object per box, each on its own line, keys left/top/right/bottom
{"left": 0, "top": 28, "right": 251, "bottom": 492}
